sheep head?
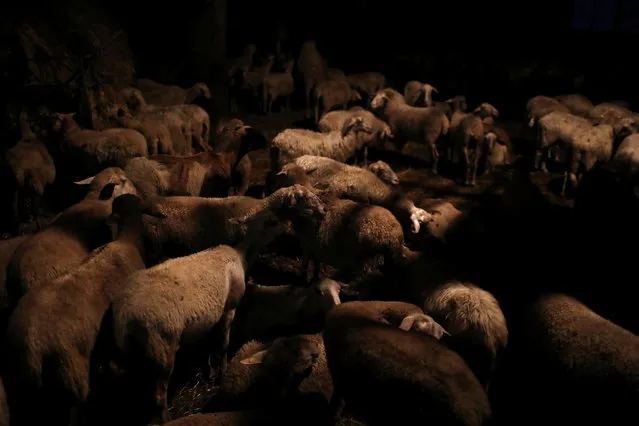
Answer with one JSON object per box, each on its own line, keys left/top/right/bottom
{"left": 191, "top": 82, "right": 212, "bottom": 100}
{"left": 370, "top": 92, "right": 389, "bottom": 110}
{"left": 367, "top": 161, "right": 400, "bottom": 186}
{"left": 341, "top": 116, "right": 373, "bottom": 137}
{"left": 75, "top": 167, "right": 137, "bottom": 201}
{"left": 473, "top": 103, "right": 499, "bottom": 119}
{"left": 421, "top": 84, "right": 439, "bottom": 107}
{"left": 274, "top": 164, "right": 310, "bottom": 189}
{"left": 278, "top": 184, "right": 327, "bottom": 218}
{"left": 120, "top": 88, "right": 146, "bottom": 114}
{"left": 614, "top": 116, "right": 639, "bottom": 139}
{"left": 484, "top": 132, "right": 498, "bottom": 153}
{"left": 399, "top": 313, "right": 450, "bottom": 340}
{"left": 445, "top": 95, "right": 468, "bottom": 112}
{"left": 107, "top": 194, "right": 166, "bottom": 236}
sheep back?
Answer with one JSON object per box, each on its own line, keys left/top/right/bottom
{"left": 4, "top": 140, "right": 56, "bottom": 194}
{"left": 324, "top": 300, "right": 492, "bottom": 426}
{"left": 555, "top": 94, "right": 594, "bottom": 117}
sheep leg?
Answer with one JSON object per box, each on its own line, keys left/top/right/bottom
{"left": 463, "top": 146, "right": 472, "bottom": 186}
{"left": 212, "top": 309, "right": 236, "bottom": 386}
{"left": 431, "top": 144, "right": 439, "bottom": 174}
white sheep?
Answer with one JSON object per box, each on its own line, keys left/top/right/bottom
{"left": 109, "top": 212, "right": 291, "bottom": 424}
{"left": 371, "top": 89, "right": 450, "bottom": 174}
{"left": 3, "top": 194, "right": 164, "bottom": 426}
{"left": 51, "top": 112, "right": 148, "bottom": 178}
{"left": 613, "top": 133, "right": 639, "bottom": 178}
{"left": 317, "top": 107, "right": 393, "bottom": 163}
{"left": 422, "top": 280, "right": 508, "bottom": 389}
{"left": 277, "top": 155, "right": 432, "bottom": 233}
{"left": 536, "top": 111, "right": 591, "bottom": 172}
{"left": 312, "top": 80, "right": 361, "bottom": 124}
{"left": 262, "top": 58, "right": 295, "bottom": 114}
{"left": 270, "top": 116, "right": 373, "bottom": 167}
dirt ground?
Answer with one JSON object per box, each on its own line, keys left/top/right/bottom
{"left": 166, "top": 109, "right": 574, "bottom": 420}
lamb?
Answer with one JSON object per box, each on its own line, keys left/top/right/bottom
{"left": 421, "top": 281, "right": 508, "bottom": 389}
{"left": 276, "top": 155, "right": 432, "bottom": 233}
{"left": 345, "top": 72, "right": 385, "bottom": 106}
{"left": 371, "top": 89, "right": 450, "bottom": 174}
{"left": 555, "top": 93, "right": 594, "bottom": 117}
{"left": 3, "top": 194, "right": 164, "bottom": 426}
{"left": 613, "top": 133, "right": 639, "bottom": 178}
{"left": 50, "top": 112, "right": 148, "bottom": 178}
{"left": 3, "top": 111, "right": 56, "bottom": 231}
{"left": 296, "top": 40, "right": 328, "bottom": 116}
{"left": 230, "top": 279, "right": 341, "bottom": 350}
{"left": 312, "top": 79, "right": 362, "bottom": 124}
{"left": 403, "top": 81, "right": 438, "bottom": 107}
{"left": 138, "top": 81, "right": 212, "bottom": 107}
{"left": 215, "top": 333, "right": 333, "bottom": 411}
{"left": 108, "top": 212, "right": 294, "bottom": 424}
{"left": 502, "top": 293, "right": 639, "bottom": 425}
{"left": 270, "top": 116, "right": 373, "bottom": 168}
{"left": 450, "top": 103, "right": 500, "bottom": 185}
{"left": 526, "top": 95, "right": 570, "bottom": 128}
{"left": 274, "top": 164, "right": 417, "bottom": 283}
{"left": 116, "top": 108, "right": 173, "bottom": 155}
{"left": 317, "top": 107, "right": 393, "bottom": 162}
{"left": 4, "top": 167, "right": 137, "bottom": 308}
{"left": 323, "top": 301, "right": 492, "bottom": 426}
{"left": 124, "top": 120, "right": 262, "bottom": 199}
{"left": 262, "top": 58, "right": 295, "bottom": 114}
{"left": 138, "top": 185, "right": 326, "bottom": 262}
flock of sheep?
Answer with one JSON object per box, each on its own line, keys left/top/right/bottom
{"left": 0, "top": 37, "right": 638, "bottom": 426}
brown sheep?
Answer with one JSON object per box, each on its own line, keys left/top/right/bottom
{"left": 3, "top": 194, "right": 165, "bottom": 426}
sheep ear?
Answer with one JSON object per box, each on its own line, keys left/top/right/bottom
{"left": 240, "top": 349, "right": 269, "bottom": 365}
{"left": 74, "top": 176, "right": 95, "bottom": 185}
{"left": 398, "top": 315, "right": 416, "bottom": 331}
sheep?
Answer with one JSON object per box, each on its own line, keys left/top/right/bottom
{"left": 345, "top": 72, "right": 385, "bottom": 106}
{"left": 4, "top": 167, "right": 137, "bottom": 309}
{"left": 481, "top": 116, "right": 513, "bottom": 162}
{"left": 116, "top": 108, "right": 174, "bottom": 155}
{"left": 501, "top": 293, "right": 639, "bottom": 425}
{"left": 536, "top": 111, "right": 592, "bottom": 172}
{"left": 262, "top": 58, "right": 295, "bottom": 114}
{"left": 139, "top": 184, "right": 327, "bottom": 262}
{"left": 273, "top": 164, "right": 416, "bottom": 283}
{"left": 215, "top": 333, "right": 332, "bottom": 411}
{"left": 296, "top": 40, "right": 328, "bottom": 117}
{"left": 276, "top": 155, "right": 432, "bottom": 233}
{"left": 240, "top": 55, "right": 275, "bottom": 112}
{"left": 138, "top": 81, "right": 212, "bottom": 107}
{"left": 526, "top": 95, "right": 570, "bottom": 128}
{"left": 484, "top": 132, "right": 511, "bottom": 170}
{"left": 613, "top": 133, "right": 639, "bottom": 178}
{"left": 108, "top": 212, "right": 295, "bottom": 425}
{"left": 124, "top": 120, "right": 263, "bottom": 199}
{"left": 3, "top": 111, "right": 56, "bottom": 231}
{"left": 420, "top": 281, "right": 508, "bottom": 389}
{"left": 403, "top": 80, "right": 438, "bottom": 107}
{"left": 323, "top": 301, "right": 492, "bottom": 426}
{"left": 398, "top": 312, "right": 450, "bottom": 339}
{"left": 50, "top": 112, "right": 148, "bottom": 178}
{"left": 3, "top": 194, "right": 164, "bottom": 426}
{"left": 230, "top": 279, "right": 341, "bottom": 351}
{"left": 317, "top": 107, "right": 393, "bottom": 162}
{"left": 123, "top": 87, "right": 209, "bottom": 155}
{"left": 366, "top": 160, "right": 400, "bottom": 186}
{"left": 270, "top": 116, "right": 373, "bottom": 168}
{"left": 0, "top": 377, "right": 7, "bottom": 426}
{"left": 371, "top": 89, "right": 450, "bottom": 174}
{"left": 312, "top": 80, "right": 362, "bottom": 124}
{"left": 450, "top": 103, "right": 500, "bottom": 185}
{"left": 587, "top": 102, "right": 639, "bottom": 140}
{"left": 555, "top": 93, "right": 594, "bottom": 117}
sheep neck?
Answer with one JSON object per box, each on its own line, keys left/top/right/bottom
{"left": 115, "top": 216, "right": 147, "bottom": 260}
